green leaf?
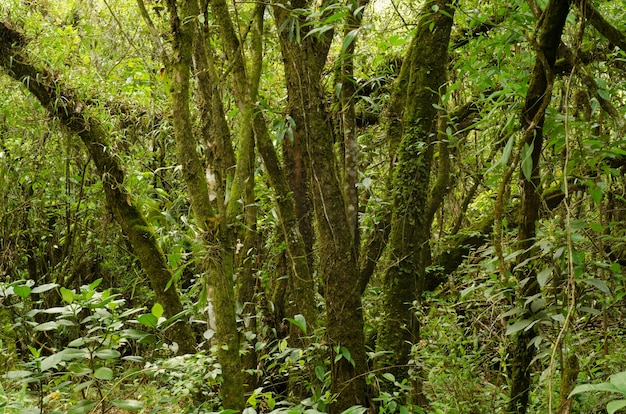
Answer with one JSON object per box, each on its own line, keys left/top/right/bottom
{"left": 582, "top": 278, "right": 611, "bottom": 295}
{"left": 94, "top": 349, "right": 121, "bottom": 360}
{"left": 382, "top": 372, "right": 395, "bottom": 382}
{"left": 87, "top": 278, "right": 102, "bottom": 291}
{"left": 340, "top": 406, "right": 368, "bottom": 414}
{"left": 40, "top": 352, "right": 64, "bottom": 372}
{"left": 60, "top": 287, "right": 74, "bottom": 304}
{"left": 285, "top": 313, "right": 307, "bottom": 334}
{"left": 14, "top": 285, "right": 31, "bottom": 299}
{"left": 506, "top": 319, "right": 531, "bottom": 335}
{"left": 607, "top": 399, "right": 626, "bottom": 414}
{"left": 31, "top": 283, "right": 59, "bottom": 294}
{"left": 590, "top": 186, "right": 603, "bottom": 203}
{"left": 341, "top": 28, "right": 360, "bottom": 54}
{"left": 151, "top": 302, "right": 164, "bottom": 318}
{"left": 93, "top": 367, "right": 114, "bottom": 380}
{"left": 610, "top": 371, "right": 626, "bottom": 393}
{"left": 137, "top": 313, "right": 158, "bottom": 327}
{"left": 536, "top": 267, "right": 553, "bottom": 288}
{"left": 112, "top": 399, "right": 144, "bottom": 411}
{"left": 521, "top": 142, "right": 534, "bottom": 180}
{"left": 569, "top": 382, "right": 619, "bottom": 397}
{"left": 34, "top": 321, "right": 59, "bottom": 331}
{"left": 315, "top": 364, "right": 325, "bottom": 381}
{"left": 68, "top": 400, "right": 97, "bottom": 414}
{"left": 3, "top": 370, "right": 33, "bottom": 379}
{"left": 598, "top": 88, "right": 610, "bottom": 100}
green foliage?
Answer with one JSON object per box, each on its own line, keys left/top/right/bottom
{"left": 0, "top": 279, "right": 164, "bottom": 413}
{"left": 570, "top": 371, "right": 626, "bottom": 414}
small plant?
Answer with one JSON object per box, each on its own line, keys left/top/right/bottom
{"left": 0, "top": 279, "right": 161, "bottom": 413}
{"left": 569, "top": 370, "right": 626, "bottom": 414}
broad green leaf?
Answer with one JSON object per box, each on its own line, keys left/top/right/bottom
{"left": 315, "top": 364, "right": 325, "bottom": 381}
{"left": 607, "top": 399, "right": 626, "bottom": 414}
{"left": 93, "top": 367, "right": 113, "bottom": 380}
{"left": 137, "top": 313, "right": 158, "bottom": 327}
{"left": 500, "top": 135, "right": 515, "bottom": 166}
{"left": 68, "top": 400, "right": 97, "bottom": 414}
{"left": 3, "top": 370, "right": 33, "bottom": 379}
{"left": 151, "top": 302, "right": 164, "bottom": 318}
{"left": 242, "top": 408, "right": 257, "bottom": 414}
{"left": 34, "top": 321, "right": 59, "bottom": 331}
{"left": 14, "top": 285, "right": 31, "bottom": 299}
{"left": 40, "top": 352, "right": 64, "bottom": 372}
{"left": 112, "top": 399, "right": 144, "bottom": 411}
{"left": 582, "top": 278, "right": 611, "bottom": 295}
{"left": 536, "top": 267, "right": 553, "bottom": 288}
{"left": 382, "top": 372, "right": 395, "bottom": 382}
{"left": 506, "top": 319, "right": 531, "bottom": 335}
{"left": 610, "top": 371, "right": 626, "bottom": 393}
{"left": 94, "top": 349, "right": 121, "bottom": 360}
{"left": 31, "top": 283, "right": 59, "bottom": 294}
{"left": 60, "top": 287, "right": 74, "bottom": 304}
{"left": 341, "top": 28, "right": 360, "bottom": 54}
{"left": 569, "top": 382, "right": 619, "bottom": 397}
{"left": 340, "top": 406, "right": 368, "bottom": 414}
{"left": 87, "top": 278, "right": 102, "bottom": 291}
{"left": 590, "top": 186, "right": 603, "bottom": 203}
{"left": 521, "top": 142, "right": 534, "bottom": 181}
{"left": 285, "top": 313, "right": 307, "bottom": 334}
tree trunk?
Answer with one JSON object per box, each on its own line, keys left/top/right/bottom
{"left": 507, "top": 1, "right": 570, "bottom": 413}
{"left": 375, "top": 0, "right": 454, "bottom": 406}
{"left": 0, "top": 22, "right": 196, "bottom": 354}
{"left": 273, "top": 3, "right": 369, "bottom": 411}
{"left": 163, "top": 1, "right": 244, "bottom": 409}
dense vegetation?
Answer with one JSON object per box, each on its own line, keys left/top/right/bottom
{"left": 1, "top": 0, "right": 626, "bottom": 413}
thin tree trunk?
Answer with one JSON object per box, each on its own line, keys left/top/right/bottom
{"left": 507, "top": 1, "right": 570, "bottom": 413}
{"left": 163, "top": 0, "right": 244, "bottom": 409}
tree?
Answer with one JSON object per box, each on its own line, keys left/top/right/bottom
{"left": 374, "top": 0, "right": 455, "bottom": 406}
{"left": 0, "top": 21, "right": 196, "bottom": 354}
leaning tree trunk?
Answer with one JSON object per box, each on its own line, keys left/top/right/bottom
{"left": 507, "top": 1, "right": 570, "bottom": 413}
{"left": 0, "top": 21, "right": 196, "bottom": 354}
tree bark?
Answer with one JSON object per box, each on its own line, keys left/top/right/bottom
{"left": 507, "top": 1, "right": 570, "bottom": 413}
{"left": 375, "top": 0, "right": 454, "bottom": 406}
{"left": 0, "top": 22, "right": 196, "bottom": 354}
{"left": 163, "top": 0, "right": 244, "bottom": 409}
{"left": 273, "top": 2, "right": 369, "bottom": 411}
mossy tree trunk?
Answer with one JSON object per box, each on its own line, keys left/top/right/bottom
{"left": 163, "top": 0, "right": 244, "bottom": 409}
{"left": 375, "top": 0, "right": 455, "bottom": 406}
{"left": 507, "top": 1, "right": 570, "bottom": 413}
{"left": 272, "top": 2, "right": 369, "bottom": 411}
{"left": 0, "top": 23, "right": 196, "bottom": 354}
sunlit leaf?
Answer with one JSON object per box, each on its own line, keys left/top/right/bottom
{"left": 68, "top": 400, "right": 97, "bottom": 414}
{"left": 112, "top": 399, "right": 144, "bottom": 411}
{"left": 31, "top": 283, "right": 59, "bottom": 294}
{"left": 151, "top": 302, "right": 163, "bottom": 318}
{"left": 14, "top": 285, "right": 31, "bottom": 299}
{"left": 93, "top": 367, "right": 113, "bottom": 380}
{"left": 607, "top": 399, "right": 626, "bottom": 414}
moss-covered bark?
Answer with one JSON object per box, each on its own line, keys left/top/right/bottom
{"left": 375, "top": 0, "right": 454, "bottom": 406}
{"left": 507, "top": 1, "right": 570, "bottom": 413}
{"left": 273, "top": 2, "right": 369, "bottom": 411}
{"left": 0, "top": 23, "right": 195, "bottom": 354}
{"left": 163, "top": 1, "right": 244, "bottom": 409}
